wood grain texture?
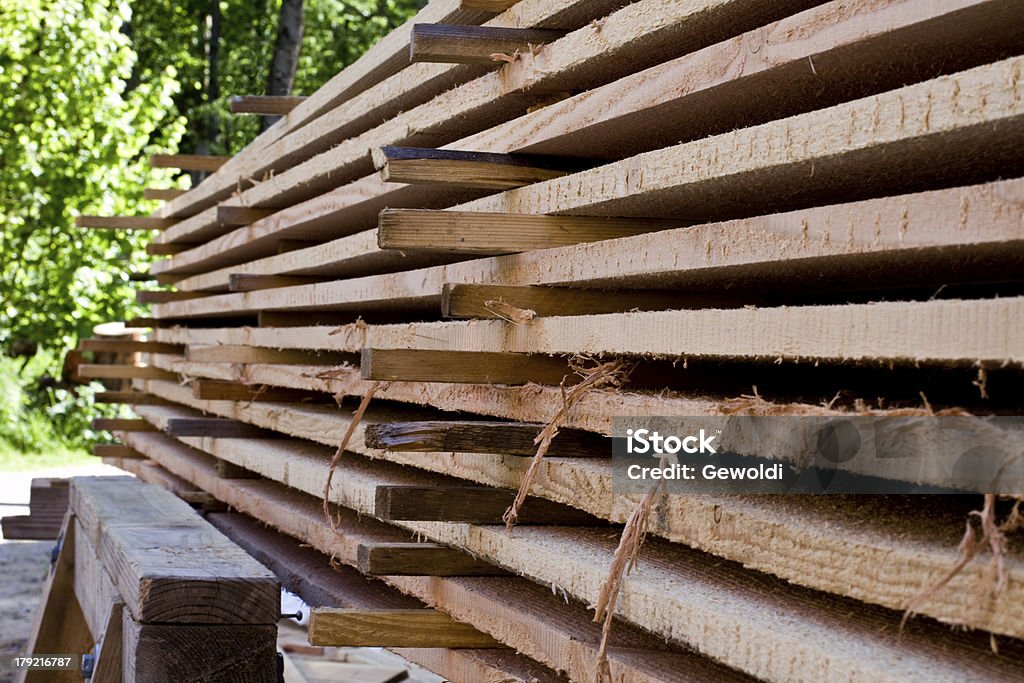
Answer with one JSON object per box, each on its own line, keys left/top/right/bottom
{"left": 75, "top": 215, "right": 176, "bottom": 230}
{"left": 309, "top": 608, "right": 502, "bottom": 647}
{"left": 228, "top": 273, "right": 323, "bottom": 291}
{"left": 149, "top": 153, "right": 230, "bottom": 172}
{"left": 376, "top": 484, "right": 603, "bottom": 524}
{"left": 410, "top": 24, "right": 567, "bottom": 64}
{"left": 364, "top": 419, "right": 607, "bottom": 457}
{"left": 229, "top": 95, "right": 307, "bottom": 115}
{"left": 358, "top": 542, "right": 509, "bottom": 576}
{"left": 361, "top": 347, "right": 572, "bottom": 385}
{"left": 377, "top": 208, "right": 682, "bottom": 254}
{"left": 164, "top": 417, "right": 279, "bottom": 438}
{"left": 191, "top": 379, "right": 326, "bottom": 402}
{"left": 186, "top": 344, "right": 347, "bottom": 364}
{"left": 70, "top": 476, "right": 279, "bottom": 625}
{"left": 91, "top": 602, "right": 123, "bottom": 683}
{"left": 374, "top": 145, "right": 575, "bottom": 189}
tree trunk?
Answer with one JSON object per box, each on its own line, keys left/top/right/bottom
{"left": 262, "top": 0, "right": 304, "bottom": 132}
{"left": 194, "top": 0, "right": 222, "bottom": 183}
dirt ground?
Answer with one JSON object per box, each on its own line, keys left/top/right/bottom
{"left": 0, "top": 539, "right": 51, "bottom": 683}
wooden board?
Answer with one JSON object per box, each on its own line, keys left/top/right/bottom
{"left": 75, "top": 216, "right": 176, "bottom": 230}
{"left": 78, "top": 365, "right": 176, "bottom": 380}
{"left": 186, "top": 344, "right": 348, "bottom": 364}
{"left": 70, "top": 476, "right": 279, "bottom": 624}
{"left": 362, "top": 347, "right": 571, "bottom": 385}
{"left": 409, "top": 24, "right": 567, "bottom": 64}
{"left": 92, "top": 444, "right": 145, "bottom": 459}
{"left": 230, "top": 95, "right": 307, "bottom": 115}
{"left": 376, "top": 485, "right": 603, "bottom": 524}
{"left": 135, "top": 290, "right": 203, "bottom": 304}
{"left": 374, "top": 145, "right": 577, "bottom": 189}
{"left": 164, "top": 417, "right": 280, "bottom": 439}
{"left": 216, "top": 205, "right": 276, "bottom": 226}
{"left": 442, "top": 283, "right": 716, "bottom": 318}
{"left": 91, "top": 419, "right": 157, "bottom": 432}
{"left": 81, "top": 340, "right": 183, "bottom": 354}
{"left": 357, "top": 541, "right": 508, "bottom": 576}
{"left": 143, "top": 188, "right": 186, "bottom": 201}
{"left": 150, "top": 153, "right": 230, "bottom": 172}
{"left": 309, "top": 608, "right": 502, "bottom": 647}
{"left": 94, "top": 391, "right": 173, "bottom": 406}
{"left": 364, "top": 420, "right": 607, "bottom": 457}
{"left": 191, "top": 379, "right": 327, "bottom": 402}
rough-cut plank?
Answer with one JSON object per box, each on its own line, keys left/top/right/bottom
{"left": 364, "top": 419, "right": 606, "bottom": 457}
{"left": 95, "top": 391, "right": 173, "bottom": 406}
{"left": 91, "top": 419, "right": 157, "bottom": 432}
{"left": 78, "top": 364, "right": 176, "bottom": 380}
{"left": 358, "top": 541, "right": 508, "bottom": 576}
{"left": 118, "top": 433, "right": 752, "bottom": 683}
{"left": 409, "top": 24, "right": 567, "bottom": 64}
{"left": 376, "top": 485, "right": 603, "bottom": 524}
{"left": 377, "top": 208, "right": 682, "bottom": 253}
{"left": 216, "top": 205, "right": 276, "bottom": 226}
{"left": 70, "top": 477, "right": 279, "bottom": 625}
{"left": 356, "top": 297, "right": 1024, "bottom": 365}
{"left": 75, "top": 216, "right": 175, "bottom": 230}
{"left": 462, "top": 0, "right": 519, "bottom": 10}
{"left": 143, "top": 188, "right": 186, "bottom": 201}
{"left": 361, "top": 347, "right": 571, "bottom": 384}
{"left": 91, "top": 602, "right": 123, "bottom": 683}
{"left": 208, "top": 511, "right": 565, "bottom": 683}
{"left": 229, "top": 95, "right": 307, "bottom": 115}
{"left": 164, "top": 417, "right": 280, "bottom": 439}
{"left": 150, "top": 153, "right": 230, "bottom": 172}
{"left": 374, "top": 145, "right": 578, "bottom": 189}
{"left": 228, "top": 273, "right": 323, "bottom": 291}
{"left": 93, "top": 444, "right": 145, "bottom": 459}
{"left": 128, "top": 387, "right": 1024, "bottom": 638}
{"left": 309, "top": 608, "right": 502, "bottom": 647}
{"left": 186, "top": 345, "right": 347, "bottom": 364}
{"left": 442, "top": 283, "right": 714, "bottom": 318}
{"left": 191, "top": 379, "right": 326, "bottom": 402}
{"left": 81, "top": 339, "right": 183, "bottom": 354}
{"left": 135, "top": 290, "right": 203, "bottom": 304}
{"left": 73, "top": 519, "right": 122, "bottom": 640}
{"left": 121, "top": 609, "right": 277, "bottom": 683}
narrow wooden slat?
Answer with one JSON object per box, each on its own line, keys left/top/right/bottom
{"left": 364, "top": 420, "right": 607, "bottom": 457}
{"left": 442, "top": 283, "right": 723, "bottom": 318}
{"left": 361, "top": 348, "right": 571, "bottom": 385}
{"left": 81, "top": 340, "right": 183, "bottom": 354}
{"left": 186, "top": 345, "right": 348, "bottom": 364}
{"left": 461, "top": 0, "right": 519, "bottom": 10}
{"left": 410, "top": 24, "right": 567, "bottom": 64}
{"left": 93, "top": 444, "right": 145, "bottom": 459}
{"left": 375, "top": 485, "right": 603, "bottom": 525}
{"left": 229, "top": 95, "right": 307, "bottom": 115}
{"left": 146, "top": 242, "right": 196, "bottom": 256}
{"left": 258, "top": 310, "right": 373, "bottom": 327}
{"left": 75, "top": 216, "right": 176, "bottom": 230}
{"left": 135, "top": 290, "right": 204, "bottom": 304}
{"left": 94, "top": 391, "right": 172, "bottom": 406}
{"left": 217, "top": 205, "right": 276, "bottom": 226}
{"left": 90, "top": 602, "right": 123, "bottom": 683}
{"left": 358, "top": 542, "right": 508, "bottom": 576}
{"left": 78, "top": 364, "right": 176, "bottom": 380}
{"left": 150, "top": 153, "right": 230, "bottom": 172}
{"left": 373, "top": 145, "right": 580, "bottom": 189}
{"left": 377, "top": 209, "right": 682, "bottom": 254}
{"left": 91, "top": 419, "right": 157, "bottom": 432}
{"left": 309, "top": 608, "right": 502, "bottom": 647}
{"left": 229, "top": 273, "right": 324, "bottom": 291}
{"left": 164, "top": 417, "right": 278, "bottom": 439}
{"left": 216, "top": 459, "right": 259, "bottom": 479}
{"left": 191, "top": 379, "right": 325, "bottom": 402}
{"left": 143, "top": 188, "right": 187, "bottom": 201}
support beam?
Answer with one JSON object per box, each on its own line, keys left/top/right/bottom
{"left": 164, "top": 417, "right": 278, "bottom": 439}
{"left": 91, "top": 419, "right": 157, "bottom": 432}
{"left": 373, "top": 146, "right": 579, "bottom": 189}
{"left": 441, "top": 283, "right": 723, "bottom": 318}
{"left": 216, "top": 205, "right": 276, "bottom": 226}
{"left": 143, "top": 188, "right": 187, "bottom": 202}
{"left": 150, "top": 153, "right": 230, "bottom": 172}
{"left": 229, "top": 273, "right": 324, "bottom": 291}
{"left": 377, "top": 209, "right": 682, "bottom": 254}
{"left": 361, "top": 348, "right": 572, "bottom": 385}
{"left": 191, "top": 379, "right": 326, "bottom": 403}
{"left": 309, "top": 608, "right": 502, "bottom": 647}
{"left": 229, "top": 95, "right": 307, "bottom": 115}
{"left": 81, "top": 340, "right": 183, "bottom": 354}
{"left": 357, "top": 542, "right": 508, "bottom": 576}
{"left": 410, "top": 24, "right": 567, "bottom": 64}
{"left": 364, "top": 420, "right": 606, "bottom": 457}
{"left": 92, "top": 444, "right": 145, "bottom": 459}
{"left": 94, "top": 391, "right": 172, "bottom": 406}
{"left": 375, "top": 485, "right": 603, "bottom": 525}
{"left": 135, "top": 290, "right": 204, "bottom": 304}
{"left": 78, "top": 365, "right": 177, "bottom": 380}
{"left": 75, "top": 216, "right": 176, "bottom": 231}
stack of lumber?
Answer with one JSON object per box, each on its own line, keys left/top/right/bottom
{"left": 19, "top": 477, "right": 280, "bottom": 683}
{"left": 1, "top": 478, "right": 69, "bottom": 540}
{"left": 76, "top": 0, "right": 1024, "bottom": 680}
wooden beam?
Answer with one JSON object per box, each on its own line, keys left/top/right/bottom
{"left": 146, "top": 242, "right": 196, "bottom": 256}
{"left": 217, "top": 205, "right": 276, "bottom": 226}
{"left": 164, "top": 417, "right": 277, "bottom": 439}
{"left": 364, "top": 420, "right": 606, "bottom": 457}
{"left": 229, "top": 273, "right": 324, "bottom": 291}
{"left": 357, "top": 542, "right": 508, "bottom": 576}
{"left": 135, "top": 290, "right": 204, "bottom": 304}
{"left": 93, "top": 444, "right": 145, "bottom": 459}
{"left": 191, "top": 379, "right": 326, "bottom": 402}
{"left": 377, "top": 209, "right": 682, "bottom": 254}
{"left": 373, "top": 145, "right": 578, "bottom": 189}
{"left": 150, "top": 153, "right": 230, "bottom": 172}
{"left": 259, "top": 310, "right": 381, "bottom": 327}
{"left": 70, "top": 476, "right": 280, "bottom": 624}
{"left": 78, "top": 364, "right": 177, "bottom": 380}
{"left": 143, "top": 188, "right": 187, "bottom": 202}
{"left": 442, "top": 283, "right": 719, "bottom": 318}
{"left": 460, "top": 0, "right": 518, "bottom": 10}
{"left": 90, "top": 602, "right": 123, "bottom": 683}
{"left": 81, "top": 339, "right": 183, "bottom": 354}
{"left": 375, "top": 484, "right": 602, "bottom": 525}
{"left": 94, "top": 391, "right": 172, "bottom": 406}
{"left": 361, "top": 348, "right": 571, "bottom": 385}
{"left": 309, "top": 608, "right": 502, "bottom": 647}
{"left": 410, "top": 24, "right": 567, "bottom": 64}
{"left": 75, "top": 215, "right": 176, "bottom": 230}
{"left": 91, "top": 418, "right": 157, "bottom": 432}
{"left": 186, "top": 345, "right": 348, "bottom": 364}
{"left": 229, "top": 95, "right": 307, "bottom": 115}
